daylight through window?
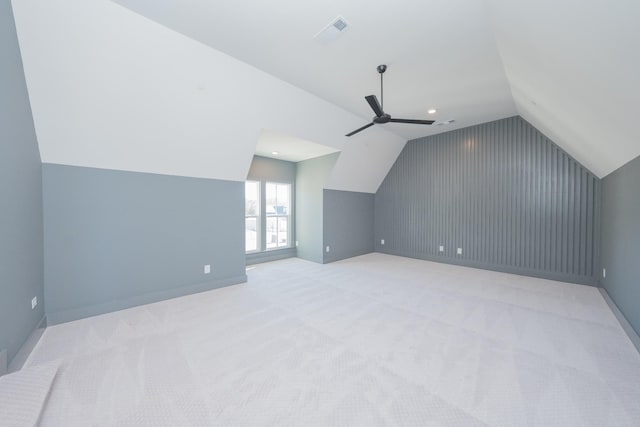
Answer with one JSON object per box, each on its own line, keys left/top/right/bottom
{"left": 265, "top": 182, "right": 290, "bottom": 249}
{"left": 245, "top": 181, "right": 260, "bottom": 252}
{"left": 245, "top": 181, "right": 291, "bottom": 253}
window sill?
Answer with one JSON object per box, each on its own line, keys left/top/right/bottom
{"left": 246, "top": 248, "right": 296, "bottom": 265}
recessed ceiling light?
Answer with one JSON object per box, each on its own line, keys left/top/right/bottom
{"left": 428, "top": 108, "right": 437, "bottom": 114}
{"left": 271, "top": 151, "right": 279, "bottom": 155}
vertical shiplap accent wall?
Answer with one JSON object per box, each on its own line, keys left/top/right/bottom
{"left": 375, "top": 116, "right": 600, "bottom": 285}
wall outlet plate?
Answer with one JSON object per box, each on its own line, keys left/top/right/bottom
{"left": 603, "top": 268, "right": 606, "bottom": 278}
{"left": 381, "top": 239, "right": 385, "bottom": 245}
{"left": 439, "top": 245, "right": 444, "bottom": 252}
{"left": 457, "top": 248, "right": 462, "bottom": 255}
{"left": 31, "top": 296, "right": 37, "bottom": 309}
{"left": 325, "top": 246, "right": 330, "bottom": 253}
{"left": 204, "top": 264, "right": 211, "bottom": 274}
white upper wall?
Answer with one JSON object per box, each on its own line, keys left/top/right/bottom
{"left": 12, "top": 0, "right": 406, "bottom": 193}
{"left": 487, "top": 0, "right": 640, "bottom": 177}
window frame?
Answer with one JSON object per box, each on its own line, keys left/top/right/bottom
{"left": 245, "top": 179, "right": 294, "bottom": 254}
{"left": 264, "top": 181, "right": 292, "bottom": 251}
{"left": 244, "top": 180, "right": 261, "bottom": 254}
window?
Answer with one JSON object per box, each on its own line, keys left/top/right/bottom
{"left": 245, "top": 180, "right": 292, "bottom": 253}
{"left": 245, "top": 181, "right": 260, "bottom": 252}
{"left": 265, "top": 182, "right": 290, "bottom": 249}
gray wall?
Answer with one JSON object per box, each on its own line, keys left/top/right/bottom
{"left": 295, "top": 153, "right": 339, "bottom": 263}
{"left": 601, "top": 154, "right": 640, "bottom": 335}
{"left": 42, "top": 164, "right": 246, "bottom": 324}
{"left": 375, "top": 116, "right": 600, "bottom": 285}
{"left": 0, "top": 1, "right": 45, "bottom": 366}
{"left": 323, "top": 190, "right": 374, "bottom": 263}
{"left": 246, "top": 156, "right": 296, "bottom": 264}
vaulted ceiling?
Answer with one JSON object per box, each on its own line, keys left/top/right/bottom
{"left": 12, "top": 0, "right": 640, "bottom": 193}
{"left": 487, "top": 0, "right": 640, "bottom": 177}
{"left": 112, "top": 0, "right": 517, "bottom": 142}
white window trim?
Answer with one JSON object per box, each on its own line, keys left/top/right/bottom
{"left": 245, "top": 181, "right": 261, "bottom": 254}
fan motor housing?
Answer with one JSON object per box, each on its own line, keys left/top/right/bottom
{"left": 373, "top": 114, "right": 391, "bottom": 124}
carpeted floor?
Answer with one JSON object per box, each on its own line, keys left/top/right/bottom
{"left": 24, "top": 253, "right": 640, "bottom": 426}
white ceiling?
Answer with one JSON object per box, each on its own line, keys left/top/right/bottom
{"left": 486, "top": 0, "right": 640, "bottom": 177}
{"left": 12, "top": 0, "right": 406, "bottom": 193}
{"left": 12, "top": 0, "right": 640, "bottom": 192}
{"left": 113, "top": 0, "right": 640, "bottom": 178}
{"left": 255, "top": 129, "right": 340, "bottom": 163}
{"left": 112, "top": 0, "right": 517, "bottom": 141}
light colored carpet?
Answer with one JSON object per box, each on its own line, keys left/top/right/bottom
{"left": 0, "top": 360, "right": 59, "bottom": 426}
{"left": 24, "top": 253, "right": 640, "bottom": 426}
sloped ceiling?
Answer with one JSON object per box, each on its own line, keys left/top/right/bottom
{"left": 111, "top": 0, "right": 640, "bottom": 178}
{"left": 486, "top": 0, "right": 640, "bottom": 177}
{"left": 11, "top": 0, "right": 406, "bottom": 193}
{"left": 255, "top": 130, "right": 340, "bottom": 163}
{"left": 111, "top": 0, "right": 517, "bottom": 142}
{"left": 12, "top": 0, "right": 640, "bottom": 192}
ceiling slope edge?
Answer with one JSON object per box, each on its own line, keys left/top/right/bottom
{"left": 11, "top": 0, "right": 405, "bottom": 193}
{"left": 485, "top": 0, "right": 640, "bottom": 178}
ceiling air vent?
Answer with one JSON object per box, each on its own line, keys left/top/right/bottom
{"left": 314, "top": 16, "right": 349, "bottom": 44}
{"left": 333, "top": 18, "right": 348, "bottom": 31}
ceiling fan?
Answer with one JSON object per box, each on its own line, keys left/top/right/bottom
{"left": 346, "top": 64, "right": 435, "bottom": 137}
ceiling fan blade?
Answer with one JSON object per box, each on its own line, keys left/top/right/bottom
{"left": 389, "top": 118, "right": 435, "bottom": 125}
{"left": 365, "top": 95, "right": 384, "bottom": 117}
{"left": 345, "top": 122, "right": 375, "bottom": 137}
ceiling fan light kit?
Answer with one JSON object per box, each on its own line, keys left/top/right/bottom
{"left": 346, "top": 64, "right": 435, "bottom": 137}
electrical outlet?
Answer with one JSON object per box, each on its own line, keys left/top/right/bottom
{"left": 380, "top": 239, "right": 385, "bottom": 245}
{"left": 439, "top": 245, "right": 444, "bottom": 252}
{"left": 457, "top": 248, "right": 462, "bottom": 255}
{"left": 325, "top": 245, "right": 330, "bottom": 253}
{"left": 31, "top": 296, "right": 37, "bottom": 310}
{"left": 603, "top": 268, "right": 606, "bottom": 278}
{"left": 204, "top": 264, "right": 211, "bottom": 274}
{"left": 295, "top": 241, "right": 299, "bottom": 247}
